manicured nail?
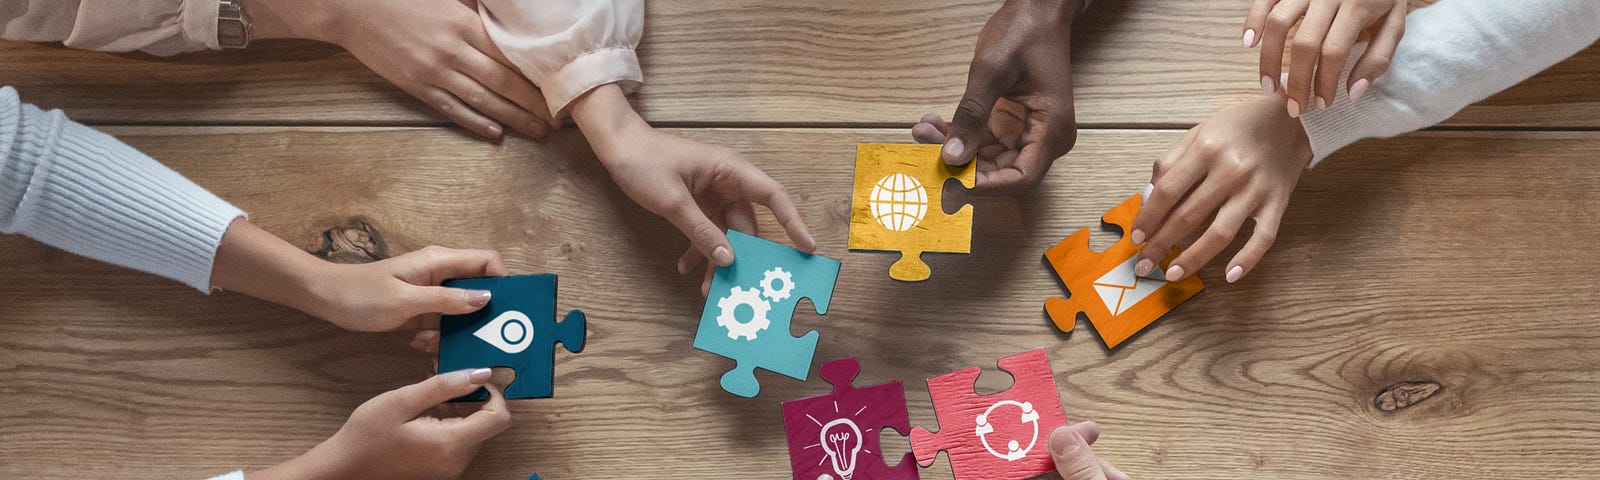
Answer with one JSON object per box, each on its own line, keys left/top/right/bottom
{"left": 1349, "top": 78, "right": 1370, "bottom": 101}
{"left": 468, "top": 368, "right": 493, "bottom": 384}
{"left": 1242, "top": 29, "right": 1256, "bottom": 47}
{"left": 1316, "top": 96, "right": 1328, "bottom": 109}
{"left": 1286, "top": 99, "right": 1301, "bottom": 118}
{"left": 1166, "top": 264, "right": 1186, "bottom": 280}
{"left": 1141, "top": 183, "right": 1154, "bottom": 201}
{"left": 712, "top": 245, "right": 734, "bottom": 266}
{"left": 1130, "top": 229, "right": 1146, "bottom": 246}
{"left": 1226, "top": 265, "right": 1244, "bottom": 283}
{"left": 942, "top": 138, "right": 964, "bottom": 162}
{"left": 1260, "top": 75, "right": 1274, "bottom": 96}
{"left": 485, "top": 123, "right": 502, "bottom": 137}
{"left": 1134, "top": 258, "right": 1154, "bottom": 277}
{"left": 465, "top": 290, "right": 491, "bottom": 308}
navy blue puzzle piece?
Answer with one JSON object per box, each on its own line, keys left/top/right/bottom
{"left": 438, "top": 274, "right": 585, "bottom": 400}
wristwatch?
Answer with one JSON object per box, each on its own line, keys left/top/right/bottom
{"left": 217, "top": 0, "right": 251, "bottom": 49}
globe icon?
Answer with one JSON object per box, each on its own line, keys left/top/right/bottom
{"left": 868, "top": 173, "right": 928, "bottom": 232}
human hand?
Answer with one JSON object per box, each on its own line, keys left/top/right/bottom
{"left": 572, "top": 85, "right": 816, "bottom": 295}
{"left": 1128, "top": 95, "right": 1312, "bottom": 285}
{"left": 929, "top": 0, "right": 1081, "bottom": 195}
{"left": 1245, "top": 0, "right": 1405, "bottom": 116}
{"left": 249, "top": 0, "right": 559, "bottom": 139}
{"left": 1049, "top": 421, "right": 1131, "bottom": 480}
{"left": 246, "top": 369, "right": 512, "bottom": 480}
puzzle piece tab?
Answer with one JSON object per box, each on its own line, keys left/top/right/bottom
{"left": 438, "top": 274, "right": 585, "bottom": 400}
{"left": 848, "top": 143, "right": 977, "bottom": 282}
{"left": 910, "top": 349, "right": 1066, "bottom": 480}
{"left": 695, "top": 230, "right": 842, "bottom": 397}
{"left": 1044, "top": 193, "right": 1205, "bottom": 349}
{"left": 781, "top": 358, "right": 920, "bottom": 480}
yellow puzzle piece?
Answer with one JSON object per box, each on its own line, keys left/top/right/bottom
{"left": 848, "top": 143, "right": 977, "bottom": 281}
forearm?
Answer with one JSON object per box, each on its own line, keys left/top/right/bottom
{"left": 209, "top": 219, "right": 334, "bottom": 317}
{"left": 243, "top": 439, "right": 349, "bottom": 480}
{"left": 1298, "top": 0, "right": 1600, "bottom": 165}
{"left": 246, "top": 0, "right": 339, "bottom": 43}
{"left": 569, "top": 84, "right": 650, "bottom": 163}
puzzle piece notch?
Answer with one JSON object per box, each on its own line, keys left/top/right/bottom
{"left": 910, "top": 349, "right": 1067, "bottom": 480}
{"left": 694, "top": 230, "right": 842, "bottom": 397}
{"left": 848, "top": 143, "right": 977, "bottom": 282}
{"left": 438, "top": 274, "right": 586, "bottom": 401}
{"left": 781, "top": 358, "right": 920, "bottom": 480}
{"left": 1044, "top": 194, "right": 1205, "bottom": 349}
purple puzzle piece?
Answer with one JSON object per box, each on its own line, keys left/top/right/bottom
{"left": 781, "top": 358, "right": 920, "bottom": 480}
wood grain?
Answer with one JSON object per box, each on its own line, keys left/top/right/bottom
{"left": 1, "top": 0, "right": 1595, "bottom": 127}
{"left": 2, "top": 127, "right": 1597, "bottom": 479}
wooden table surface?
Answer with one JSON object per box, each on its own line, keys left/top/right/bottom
{"left": 2, "top": 1, "right": 1599, "bottom": 479}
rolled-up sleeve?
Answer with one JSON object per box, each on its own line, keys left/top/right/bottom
{"left": 0, "top": 0, "right": 219, "bottom": 56}
{"left": 478, "top": 0, "right": 644, "bottom": 117}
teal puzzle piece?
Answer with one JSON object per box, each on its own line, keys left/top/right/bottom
{"left": 694, "top": 230, "right": 841, "bottom": 398}
{"left": 438, "top": 274, "right": 585, "bottom": 401}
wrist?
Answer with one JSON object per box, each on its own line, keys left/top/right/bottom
{"left": 570, "top": 84, "right": 650, "bottom": 165}
{"left": 245, "top": 0, "right": 341, "bottom": 43}
{"left": 246, "top": 442, "right": 345, "bottom": 480}
{"left": 211, "top": 219, "right": 333, "bottom": 318}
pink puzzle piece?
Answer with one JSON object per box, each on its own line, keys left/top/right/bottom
{"left": 781, "top": 358, "right": 920, "bottom": 480}
{"left": 910, "top": 349, "right": 1067, "bottom": 480}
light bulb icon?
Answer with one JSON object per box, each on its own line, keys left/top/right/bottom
{"left": 818, "top": 418, "right": 863, "bottom": 480}
{"left": 473, "top": 310, "right": 534, "bottom": 354}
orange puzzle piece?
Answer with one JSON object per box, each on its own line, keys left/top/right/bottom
{"left": 1044, "top": 193, "right": 1205, "bottom": 349}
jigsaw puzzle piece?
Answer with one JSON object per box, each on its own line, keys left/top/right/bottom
{"left": 781, "top": 358, "right": 920, "bottom": 480}
{"left": 848, "top": 143, "right": 977, "bottom": 282}
{"left": 438, "top": 274, "right": 586, "bottom": 401}
{"left": 910, "top": 349, "right": 1067, "bottom": 480}
{"left": 695, "top": 230, "right": 842, "bottom": 397}
{"left": 1044, "top": 194, "right": 1205, "bottom": 349}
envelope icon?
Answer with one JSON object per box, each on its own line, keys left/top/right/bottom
{"left": 1092, "top": 255, "right": 1169, "bottom": 315}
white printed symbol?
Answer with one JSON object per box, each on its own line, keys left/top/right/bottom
{"left": 975, "top": 400, "right": 1040, "bottom": 461}
{"left": 474, "top": 310, "right": 534, "bottom": 354}
{"left": 819, "top": 418, "right": 863, "bottom": 480}
{"left": 1092, "top": 255, "right": 1170, "bottom": 315}
{"left": 713, "top": 268, "right": 798, "bottom": 341}
{"left": 868, "top": 173, "right": 928, "bottom": 232}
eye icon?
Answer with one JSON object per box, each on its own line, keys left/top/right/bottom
{"left": 473, "top": 310, "right": 535, "bottom": 354}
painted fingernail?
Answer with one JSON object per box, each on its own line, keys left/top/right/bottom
{"left": 1141, "top": 183, "right": 1154, "bottom": 200}
{"left": 468, "top": 368, "right": 493, "bottom": 384}
{"left": 1349, "top": 78, "right": 1370, "bottom": 101}
{"left": 1130, "top": 229, "right": 1146, "bottom": 246}
{"left": 1242, "top": 29, "right": 1256, "bottom": 47}
{"left": 942, "top": 138, "right": 965, "bottom": 162}
{"left": 485, "top": 123, "right": 503, "bottom": 137}
{"left": 1166, "top": 264, "right": 1186, "bottom": 280}
{"left": 712, "top": 245, "right": 734, "bottom": 266}
{"left": 1134, "top": 258, "right": 1154, "bottom": 277}
{"left": 1227, "top": 265, "right": 1244, "bottom": 283}
{"left": 1261, "top": 75, "right": 1274, "bottom": 96}
{"left": 465, "top": 290, "right": 491, "bottom": 308}
{"left": 1287, "top": 99, "right": 1301, "bottom": 118}
{"left": 1316, "top": 96, "right": 1328, "bottom": 109}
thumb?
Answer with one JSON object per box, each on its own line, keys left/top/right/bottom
{"left": 1050, "top": 424, "right": 1110, "bottom": 480}
{"left": 405, "top": 285, "right": 493, "bottom": 316}
{"left": 377, "top": 368, "right": 494, "bottom": 421}
{"left": 945, "top": 64, "right": 1006, "bottom": 166}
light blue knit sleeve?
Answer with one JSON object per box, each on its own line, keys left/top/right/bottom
{"left": 0, "top": 86, "right": 244, "bottom": 292}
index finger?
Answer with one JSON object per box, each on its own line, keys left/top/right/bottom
{"left": 737, "top": 165, "right": 816, "bottom": 253}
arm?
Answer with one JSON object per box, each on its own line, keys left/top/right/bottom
{"left": 476, "top": 0, "right": 644, "bottom": 117}
{"left": 0, "top": 0, "right": 219, "bottom": 55}
{"left": 1299, "top": 0, "right": 1600, "bottom": 166}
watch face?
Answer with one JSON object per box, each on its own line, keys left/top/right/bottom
{"left": 219, "top": 21, "right": 246, "bottom": 40}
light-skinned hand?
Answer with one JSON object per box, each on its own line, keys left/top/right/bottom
{"left": 1246, "top": 0, "right": 1405, "bottom": 116}
{"left": 1128, "top": 95, "right": 1312, "bottom": 285}
{"left": 1049, "top": 421, "right": 1131, "bottom": 480}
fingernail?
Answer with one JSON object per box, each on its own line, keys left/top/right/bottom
{"left": 1049, "top": 426, "right": 1082, "bottom": 457}
{"left": 942, "top": 137, "right": 964, "bottom": 162}
{"left": 1227, "top": 265, "right": 1244, "bottom": 283}
{"left": 1166, "top": 264, "right": 1186, "bottom": 280}
{"left": 1316, "top": 96, "right": 1328, "bottom": 109}
{"left": 485, "top": 123, "right": 503, "bottom": 137}
{"left": 1134, "top": 258, "right": 1154, "bottom": 277}
{"left": 1286, "top": 99, "right": 1301, "bottom": 118}
{"left": 1242, "top": 29, "right": 1256, "bottom": 47}
{"left": 468, "top": 368, "right": 493, "bottom": 384}
{"left": 465, "top": 290, "right": 491, "bottom": 307}
{"left": 1260, "top": 75, "right": 1274, "bottom": 96}
{"left": 1130, "top": 229, "right": 1146, "bottom": 246}
{"left": 1141, "top": 183, "right": 1154, "bottom": 201}
{"left": 1349, "top": 78, "right": 1370, "bottom": 101}
{"left": 712, "top": 245, "right": 734, "bottom": 266}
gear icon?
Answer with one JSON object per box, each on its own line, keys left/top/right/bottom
{"left": 716, "top": 286, "right": 771, "bottom": 340}
{"left": 760, "top": 267, "right": 795, "bottom": 302}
